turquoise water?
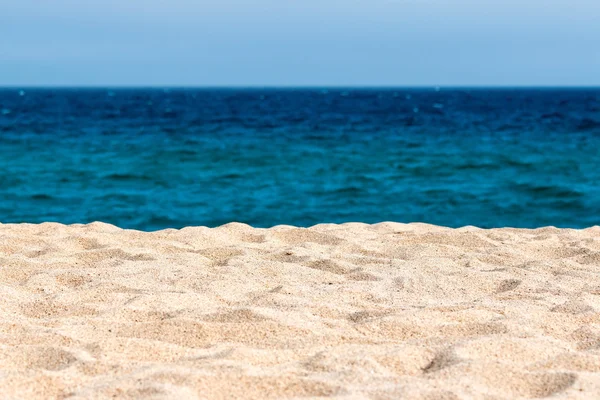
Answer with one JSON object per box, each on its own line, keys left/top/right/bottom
{"left": 1, "top": 88, "right": 599, "bottom": 230}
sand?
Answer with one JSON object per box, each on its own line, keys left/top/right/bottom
{"left": 1, "top": 222, "right": 600, "bottom": 399}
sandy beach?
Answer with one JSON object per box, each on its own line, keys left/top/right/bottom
{"left": 1, "top": 221, "right": 599, "bottom": 399}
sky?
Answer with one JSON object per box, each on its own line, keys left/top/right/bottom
{"left": 1, "top": 0, "right": 599, "bottom": 86}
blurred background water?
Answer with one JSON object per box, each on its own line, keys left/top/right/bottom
{"left": 0, "top": 88, "right": 598, "bottom": 230}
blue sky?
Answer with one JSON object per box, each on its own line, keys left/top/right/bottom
{"left": 1, "top": 0, "right": 599, "bottom": 86}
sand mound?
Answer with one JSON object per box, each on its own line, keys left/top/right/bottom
{"left": 1, "top": 221, "right": 600, "bottom": 399}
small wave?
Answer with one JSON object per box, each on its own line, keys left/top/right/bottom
{"left": 93, "top": 193, "right": 145, "bottom": 201}
{"left": 304, "top": 134, "right": 328, "bottom": 141}
{"left": 576, "top": 118, "right": 600, "bottom": 132}
{"left": 30, "top": 193, "right": 54, "bottom": 200}
{"left": 142, "top": 215, "right": 181, "bottom": 230}
{"left": 497, "top": 124, "right": 524, "bottom": 131}
{"left": 331, "top": 186, "right": 364, "bottom": 195}
{"left": 541, "top": 112, "right": 565, "bottom": 120}
{"left": 176, "top": 149, "right": 197, "bottom": 156}
{"left": 452, "top": 161, "right": 496, "bottom": 171}
{"left": 103, "top": 173, "right": 154, "bottom": 182}
{"left": 494, "top": 155, "right": 535, "bottom": 168}
{"left": 218, "top": 173, "right": 244, "bottom": 180}
{"left": 512, "top": 182, "right": 584, "bottom": 198}
{"left": 544, "top": 198, "right": 586, "bottom": 209}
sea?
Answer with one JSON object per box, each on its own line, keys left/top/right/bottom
{"left": 0, "top": 88, "right": 598, "bottom": 231}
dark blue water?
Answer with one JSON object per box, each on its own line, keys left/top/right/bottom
{"left": 1, "top": 88, "right": 599, "bottom": 230}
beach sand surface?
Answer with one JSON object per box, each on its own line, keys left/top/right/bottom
{"left": 1, "top": 222, "right": 600, "bottom": 399}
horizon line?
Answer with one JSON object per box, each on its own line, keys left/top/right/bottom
{"left": 1, "top": 84, "right": 599, "bottom": 90}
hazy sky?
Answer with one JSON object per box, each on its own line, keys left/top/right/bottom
{"left": 1, "top": 0, "right": 599, "bottom": 86}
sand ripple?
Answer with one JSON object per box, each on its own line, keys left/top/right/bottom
{"left": 1, "top": 222, "right": 600, "bottom": 398}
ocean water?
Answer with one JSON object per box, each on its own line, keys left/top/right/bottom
{"left": 0, "top": 88, "right": 599, "bottom": 231}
